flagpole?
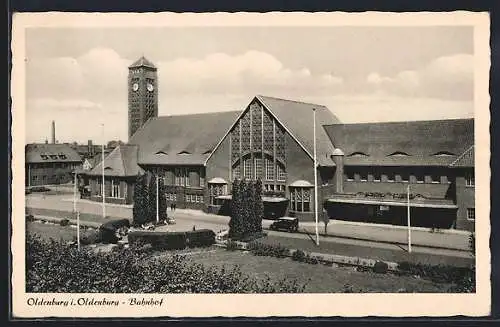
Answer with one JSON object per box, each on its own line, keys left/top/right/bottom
{"left": 101, "top": 124, "right": 106, "bottom": 219}
{"left": 156, "top": 173, "right": 159, "bottom": 223}
{"left": 73, "top": 170, "right": 77, "bottom": 213}
{"left": 407, "top": 184, "right": 412, "bottom": 253}
{"left": 313, "top": 108, "right": 319, "bottom": 246}
{"left": 77, "top": 211, "right": 80, "bottom": 251}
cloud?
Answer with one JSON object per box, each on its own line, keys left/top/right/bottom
{"left": 366, "top": 54, "right": 473, "bottom": 100}
{"left": 157, "top": 50, "right": 343, "bottom": 95}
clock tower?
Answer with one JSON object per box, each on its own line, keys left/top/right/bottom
{"left": 128, "top": 56, "right": 158, "bottom": 140}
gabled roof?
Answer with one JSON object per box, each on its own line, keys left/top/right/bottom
{"left": 26, "top": 143, "right": 82, "bottom": 163}
{"left": 256, "top": 95, "right": 341, "bottom": 166}
{"left": 87, "top": 145, "right": 143, "bottom": 177}
{"left": 128, "top": 56, "right": 156, "bottom": 69}
{"left": 324, "top": 118, "right": 474, "bottom": 167}
{"left": 129, "top": 111, "right": 241, "bottom": 166}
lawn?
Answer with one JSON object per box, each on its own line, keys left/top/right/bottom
{"left": 262, "top": 234, "right": 475, "bottom": 268}
{"left": 161, "top": 248, "right": 455, "bottom": 293}
{"left": 26, "top": 207, "right": 124, "bottom": 224}
{"left": 27, "top": 221, "right": 79, "bottom": 243}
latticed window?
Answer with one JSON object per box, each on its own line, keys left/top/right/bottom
{"left": 209, "top": 183, "right": 227, "bottom": 205}
{"left": 265, "top": 157, "right": 274, "bottom": 181}
{"left": 241, "top": 111, "right": 251, "bottom": 152}
{"left": 251, "top": 103, "right": 262, "bottom": 151}
{"left": 465, "top": 171, "right": 475, "bottom": 186}
{"left": 111, "top": 179, "right": 120, "bottom": 198}
{"left": 254, "top": 157, "right": 262, "bottom": 179}
{"left": 275, "top": 124, "right": 286, "bottom": 161}
{"left": 263, "top": 110, "right": 274, "bottom": 154}
{"left": 231, "top": 123, "right": 240, "bottom": 163}
{"left": 244, "top": 158, "right": 252, "bottom": 179}
{"left": 232, "top": 164, "right": 241, "bottom": 180}
{"left": 290, "top": 187, "right": 312, "bottom": 212}
{"left": 175, "top": 168, "right": 189, "bottom": 186}
{"left": 277, "top": 163, "right": 286, "bottom": 182}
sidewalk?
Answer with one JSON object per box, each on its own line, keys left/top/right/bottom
{"left": 26, "top": 194, "right": 471, "bottom": 252}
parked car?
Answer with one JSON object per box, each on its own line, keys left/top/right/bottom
{"left": 269, "top": 217, "right": 299, "bottom": 233}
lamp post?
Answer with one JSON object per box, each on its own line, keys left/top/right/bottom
{"left": 156, "top": 173, "right": 159, "bottom": 223}
{"left": 101, "top": 124, "right": 106, "bottom": 219}
{"left": 73, "top": 170, "right": 80, "bottom": 250}
{"left": 407, "top": 184, "right": 412, "bottom": 253}
{"left": 313, "top": 108, "right": 319, "bottom": 246}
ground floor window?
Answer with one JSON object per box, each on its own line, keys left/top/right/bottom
{"left": 209, "top": 183, "right": 227, "bottom": 205}
{"left": 290, "top": 187, "right": 312, "bottom": 212}
{"left": 467, "top": 208, "right": 475, "bottom": 221}
{"left": 111, "top": 180, "right": 121, "bottom": 198}
{"left": 186, "top": 194, "right": 204, "bottom": 203}
{"left": 166, "top": 193, "right": 177, "bottom": 202}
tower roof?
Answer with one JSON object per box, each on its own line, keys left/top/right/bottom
{"left": 129, "top": 56, "right": 157, "bottom": 69}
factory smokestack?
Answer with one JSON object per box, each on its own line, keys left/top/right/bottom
{"left": 51, "top": 121, "right": 56, "bottom": 144}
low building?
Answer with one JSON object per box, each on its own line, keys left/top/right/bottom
{"left": 25, "top": 143, "right": 82, "bottom": 186}
{"left": 86, "top": 144, "right": 142, "bottom": 204}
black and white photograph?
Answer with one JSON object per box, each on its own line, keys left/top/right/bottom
{"left": 11, "top": 11, "right": 490, "bottom": 317}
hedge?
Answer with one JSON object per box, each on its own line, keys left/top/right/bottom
{"left": 186, "top": 229, "right": 215, "bottom": 248}
{"left": 128, "top": 231, "right": 187, "bottom": 250}
{"left": 26, "top": 234, "right": 306, "bottom": 293}
{"left": 397, "top": 261, "right": 475, "bottom": 286}
{"left": 248, "top": 241, "right": 290, "bottom": 258}
{"left": 99, "top": 219, "right": 130, "bottom": 244}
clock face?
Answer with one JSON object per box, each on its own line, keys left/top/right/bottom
{"left": 132, "top": 83, "right": 139, "bottom": 91}
{"left": 147, "top": 83, "right": 154, "bottom": 92}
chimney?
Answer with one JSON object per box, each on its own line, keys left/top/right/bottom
{"left": 88, "top": 140, "right": 93, "bottom": 156}
{"left": 51, "top": 121, "right": 56, "bottom": 144}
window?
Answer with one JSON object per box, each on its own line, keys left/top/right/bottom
{"left": 243, "top": 158, "right": 252, "bottom": 179}
{"left": 400, "top": 171, "right": 409, "bottom": 183}
{"left": 430, "top": 173, "right": 440, "bottom": 184}
{"left": 277, "top": 163, "right": 286, "bottom": 182}
{"left": 467, "top": 208, "right": 475, "bottom": 221}
{"left": 265, "top": 158, "right": 274, "bottom": 181}
{"left": 465, "top": 171, "right": 475, "bottom": 187}
{"left": 290, "top": 187, "right": 312, "bottom": 212}
{"left": 209, "top": 183, "right": 227, "bottom": 205}
{"left": 232, "top": 164, "right": 241, "bottom": 180}
{"left": 372, "top": 170, "right": 381, "bottom": 182}
{"left": 414, "top": 171, "right": 424, "bottom": 183}
{"left": 254, "top": 157, "right": 262, "bottom": 179}
{"left": 111, "top": 180, "right": 120, "bottom": 198}
{"left": 359, "top": 171, "right": 368, "bottom": 182}
{"left": 186, "top": 194, "right": 192, "bottom": 203}
{"left": 386, "top": 171, "right": 395, "bottom": 182}
{"left": 345, "top": 169, "right": 355, "bottom": 181}
{"left": 175, "top": 168, "right": 189, "bottom": 186}
{"left": 200, "top": 168, "right": 205, "bottom": 187}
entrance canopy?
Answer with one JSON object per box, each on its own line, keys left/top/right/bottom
{"left": 327, "top": 196, "right": 457, "bottom": 209}
{"left": 216, "top": 194, "right": 288, "bottom": 203}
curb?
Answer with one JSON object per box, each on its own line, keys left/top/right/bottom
{"left": 31, "top": 215, "right": 101, "bottom": 229}
{"left": 294, "top": 228, "right": 470, "bottom": 252}
{"left": 218, "top": 239, "right": 399, "bottom": 271}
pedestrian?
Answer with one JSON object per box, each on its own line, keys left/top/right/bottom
{"left": 173, "top": 203, "right": 176, "bottom": 211}
{"left": 170, "top": 203, "right": 173, "bottom": 211}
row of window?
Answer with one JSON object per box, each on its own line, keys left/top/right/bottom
{"left": 467, "top": 208, "right": 475, "bottom": 221}
{"left": 185, "top": 194, "right": 204, "bottom": 203}
{"left": 345, "top": 170, "right": 475, "bottom": 186}
{"left": 233, "top": 157, "right": 286, "bottom": 182}
{"left": 263, "top": 184, "right": 286, "bottom": 192}
{"left": 173, "top": 167, "right": 205, "bottom": 187}
{"left": 96, "top": 179, "right": 125, "bottom": 199}
{"left": 29, "top": 163, "right": 79, "bottom": 170}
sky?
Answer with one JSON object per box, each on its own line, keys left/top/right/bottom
{"left": 24, "top": 26, "right": 474, "bottom": 144}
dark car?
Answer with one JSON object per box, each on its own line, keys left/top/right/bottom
{"left": 269, "top": 217, "right": 299, "bottom": 232}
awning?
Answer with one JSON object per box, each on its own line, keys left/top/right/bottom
{"left": 327, "top": 197, "right": 458, "bottom": 209}
{"left": 215, "top": 195, "right": 288, "bottom": 203}
{"left": 208, "top": 177, "right": 228, "bottom": 184}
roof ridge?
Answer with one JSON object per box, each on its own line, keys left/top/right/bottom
{"left": 257, "top": 95, "right": 327, "bottom": 108}
{"left": 325, "top": 118, "right": 474, "bottom": 127}
{"left": 449, "top": 145, "right": 474, "bottom": 167}
{"left": 157, "top": 110, "right": 241, "bottom": 119}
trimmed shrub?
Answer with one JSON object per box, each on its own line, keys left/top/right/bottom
{"left": 26, "top": 234, "right": 306, "bottom": 293}
{"left": 225, "top": 240, "right": 239, "bottom": 251}
{"left": 59, "top": 219, "right": 70, "bottom": 227}
{"left": 373, "top": 261, "right": 389, "bottom": 274}
{"left": 292, "top": 249, "right": 306, "bottom": 262}
{"left": 99, "top": 219, "right": 130, "bottom": 244}
{"left": 397, "top": 261, "right": 474, "bottom": 285}
{"left": 248, "top": 241, "right": 289, "bottom": 258}
{"left": 469, "top": 232, "right": 475, "bottom": 256}
{"left": 78, "top": 229, "right": 101, "bottom": 245}
{"left": 186, "top": 229, "right": 215, "bottom": 248}
{"left": 128, "top": 231, "right": 187, "bottom": 250}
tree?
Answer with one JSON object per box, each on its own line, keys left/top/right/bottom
{"left": 254, "top": 179, "right": 264, "bottom": 233}
{"left": 229, "top": 179, "right": 242, "bottom": 239}
{"left": 133, "top": 174, "right": 150, "bottom": 226}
